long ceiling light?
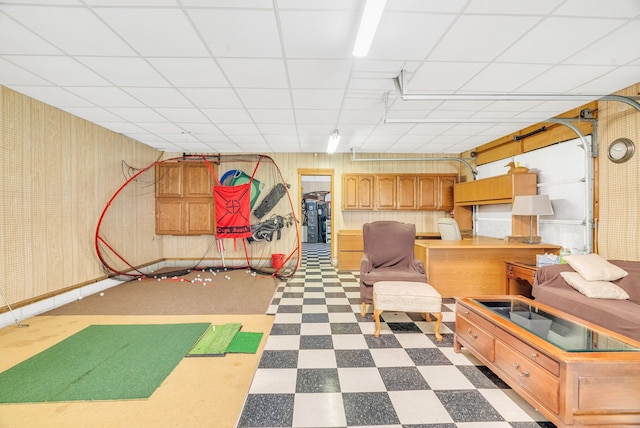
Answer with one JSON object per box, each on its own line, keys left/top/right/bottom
{"left": 327, "top": 129, "right": 340, "bottom": 154}
{"left": 352, "top": 0, "right": 387, "bottom": 57}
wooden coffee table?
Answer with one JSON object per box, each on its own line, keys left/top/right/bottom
{"left": 454, "top": 296, "right": 640, "bottom": 428}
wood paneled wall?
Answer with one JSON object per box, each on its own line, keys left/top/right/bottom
{"left": 597, "top": 83, "right": 640, "bottom": 260}
{"left": 1, "top": 87, "right": 161, "bottom": 307}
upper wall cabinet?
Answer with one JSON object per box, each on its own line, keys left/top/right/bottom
{"left": 342, "top": 174, "right": 374, "bottom": 210}
{"left": 343, "top": 173, "right": 457, "bottom": 211}
{"left": 156, "top": 162, "right": 216, "bottom": 235}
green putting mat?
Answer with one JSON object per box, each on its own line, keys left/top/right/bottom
{"left": 187, "top": 323, "right": 242, "bottom": 357}
{"left": 0, "top": 323, "right": 210, "bottom": 403}
{"left": 226, "top": 331, "right": 263, "bottom": 354}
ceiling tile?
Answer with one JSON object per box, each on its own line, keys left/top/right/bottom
{"left": 76, "top": 57, "right": 170, "bottom": 87}
{"left": 408, "top": 62, "right": 487, "bottom": 91}
{"left": 95, "top": 7, "right": 208, "bottom": 56}
{"left": 65, "top": 86, "right": 144, "bottom": 107}
{"left": 189, "top": 9, "right": 282, "bottom": 58}
{"left": 554, "top": 0, "right": 640, "bottom": 18}
{"left": 236, "top": 89, "right": 292, "bottom": 109}
{"left": 154, "top": 108, "right": 209, "bottom": 123}
{"left": 124, "top": 87, "right": 193, "bottom": 107}
{"left": 517, "top": 65, "right": 617, "bottom": 93}
{"left": 280, "top": 9, "right": 358, "bottom": 58}
{"left": 249, "top": 109, "right": 295, "bottom": 124}
{"left": 8, "top": 56, "right": 109, "bottom": 86}
{"left": 106, "top": 107, "right": 167, "bottom": 122}
{"left": 498, "top": 17, "right": 627, "bottom": 64}
{"left": 201, "top": 109, "right": 253, "bottom": 123}
{"left": 368, "top": 12, "right": 457, "bottom": 60}
{"left": 565, "top": 20, "right": 640, "bottom": 66}
{"left": 216, "top": 123, "right": 260, "bottom": 135}
{"left": 181, "top": 88, "right": 243, "bottom": 109}
{"left": 429, "top": 15, "right": 540, "bottom": 62}
{"left": 462, "top": 63, "right": 552, "bottom": 92}
{"left": 291, "top": 89, "right": 345, "bottom": 109}
{"left": 147, "top": 58, "right": 229, "bottom": 87}
{"left": 62, "top": 106, "right": 126, "bottom": 122}
{"left": 2, "top": 6, "right": 136, "bottom": 56}
{"left": 257, "top": 124, "right": 297, "bottom": 135}
{"left": 287, "top": 59, "right": 353, "bottom": 89}
{"left": 10, "top": 86, "right": 94, "bottom": 107}
{"left": 0, "top": 58, "right": 50, "bottom": 85}
{"left": 0, "top": 12, "right": 62, "bottom": 55}
{"left": 218, "top": 58, "right": 288, "bottom": 88}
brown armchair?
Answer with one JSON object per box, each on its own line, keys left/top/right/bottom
{"left": 359, "top": 221, "right": 426, "bottom": 317}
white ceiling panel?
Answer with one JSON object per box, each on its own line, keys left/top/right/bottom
{"left": 279, "top": 10, "right": 359, "bottom": 58}
{"left": 287, "top": 59, "right": 352, "bottom": 89}
{"left": 498, "top": 17, "right": 628, "bottom": 64}
{"left": 3, "top": 2, "right": 639, "bottom": 154}
{"left": 94, "top": 8, "right": 208, "bottom": 56}
{"left": 0, "top": 12, "right": 62, "bottom": 55}
{"left": 2, "top": 6, "right": 135, "bottom": 56}
{"left": 147, "top": 58, "right": 229, "bottom": 87}
{"left": 181, "top": 88, "right": 243, "bottom": 109}
{"left": 189, "top": 9, "right": 282, "bottom": 58}
{"left": 8, "top": 56, "right": 109, "bottom": 86}
{"left": 65, "top": 86, "right": 144, "bottom": 107}
{"left": 76, "top": 57, "right": 170, "bottom": 87}
{"left": 429, "top": 15, "right": 540, "bottom": 62}
{"left": 0, "top": 59, "right": 50, "bottom": 85}
{"left": 218, "top": 59, "right": 288, "bottom": 89}
{"left": 368, "top": 12, "right": 457, "bottom": 60}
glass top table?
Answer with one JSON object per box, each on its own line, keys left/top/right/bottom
{"left": 472, "top": 297, "right": 640, "bottom": 352}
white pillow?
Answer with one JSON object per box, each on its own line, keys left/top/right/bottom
{"left": 560, "top": 272, "right": 630, "bottom": 300}
{"left": 563, "top": 254, "right": 628, "bottom": 281}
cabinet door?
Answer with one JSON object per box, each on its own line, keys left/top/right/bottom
{"left": 417, "top": 176, "right": 437, "bottom": 210}
{"left": 397, "top": 175, "right": 417, "bottom": 210}
{"left": 357, "top": 175, "right": 374, "bottom": 209}
{"left": 342, "top": 174, "right": 374, "bottom": 210}
{"left": 375, "top": 175, "right": 397, "bottom": 209}
{"left": 156, "top": 163, "right": 183, "bottom": 197}
{"left": 184, "top": 163, "right": 212, "bottom": 197}
{"left": 438, "top": 176, "right": 456, "bottom": 211}
{"left": 342, "top": 175, "right": 359, "bottom": 210}
{"left": 156, "top": 199, "right": 184, "bottom": 234}
{"left": 186, "top": 199, "right": 214, "bottom": 235}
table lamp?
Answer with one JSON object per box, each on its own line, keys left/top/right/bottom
{"left": 511, "top": 195, "right": 554, "bottom": 244}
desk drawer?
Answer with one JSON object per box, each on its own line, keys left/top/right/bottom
{"left": 456, "top": 314, "right": 495, "bottom": 363}
{"left": 495, "top": 341, "right": 559, "bottom": 414}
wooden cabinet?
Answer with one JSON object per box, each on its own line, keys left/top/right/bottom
{"left": 455, "top": 297, "right": 640, "bottom": 428}
{"left": 343, "top": 173, "right": 457, "bottom": 211}
{"left": 156, "top": 162, "right": 215, "bottom": 235}
{"left": 417, "top": 175, "right": 456, "bottom": 211}
{"left": 375, "top": 175, "right": 397, "bottom": 209}
{"left": 454, "top": 173, "right": 537, "bottom": 234}
{"left": 342, "top": 174, "right": 374, "bottom": 210}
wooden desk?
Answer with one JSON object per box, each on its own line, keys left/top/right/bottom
{"left": 413, "top": 237, "right": 559, "bottom": 298}
{"left": 337, "top": 230, "right": 440, "bottom": 271}
{"left": 505, "top": 261, "right": 539, "bottom": 298}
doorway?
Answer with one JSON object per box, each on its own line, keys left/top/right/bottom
{"left": 298, "top": 168, "right": 334, "bottom": 261}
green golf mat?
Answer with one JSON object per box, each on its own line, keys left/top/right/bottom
{"left": 226, "top": 331, "right": 263, "bottom": 354}
{"left": 0, "top": 323, "right": 210, "bottom": 404}
{"left": 187, "top": 323, "right": 242, "bottom": 356}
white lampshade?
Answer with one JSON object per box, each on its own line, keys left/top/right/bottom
{"left": 512, "top": 195, "right": 554, "bottom": 216}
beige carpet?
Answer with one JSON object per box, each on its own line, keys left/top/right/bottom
{"left": 0, "top": 314, "right": 273, "bottom": 428}
{"left": 44, "top": 268, "right": 278, "bottom": 315}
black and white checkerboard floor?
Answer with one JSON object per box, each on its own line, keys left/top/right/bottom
{"left": 237, "top": 243, "right": 555, "bottom": 428}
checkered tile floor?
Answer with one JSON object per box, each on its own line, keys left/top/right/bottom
{"left": 237, "top": 243, "right": 555, "bottom": 428}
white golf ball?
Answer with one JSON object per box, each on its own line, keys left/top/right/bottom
{"left": 100, "top": 292, "right": 104, "bottom": 297}
{"left": 78, "top": 296, "right": 83, "bottom": 300}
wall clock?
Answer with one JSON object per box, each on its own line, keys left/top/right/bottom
{"left": 607, "top": 137, "right": 635, "bottom": 163}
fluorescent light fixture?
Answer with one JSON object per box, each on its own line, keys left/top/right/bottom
{"left": 327, "top": 129, "right": 340, "bottom": 154}
{"left": 352, "top": 0, "right": 386, "bottom": 57}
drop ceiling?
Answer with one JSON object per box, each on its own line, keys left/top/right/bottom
{"left": 1, "top": 0, "right": 640, "bottom": 154}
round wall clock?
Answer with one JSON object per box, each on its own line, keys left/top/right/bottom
{"left": 607, "top": 137, "right": 635, "bottom": 163}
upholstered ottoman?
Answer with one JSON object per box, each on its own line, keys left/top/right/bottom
{"left": 373, "top": 281, "right": 443, "bottom": 341}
